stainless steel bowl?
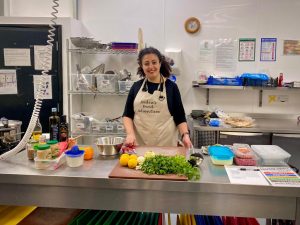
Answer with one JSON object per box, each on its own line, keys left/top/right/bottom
{"left": 96, "top": 136, "right": 124, "bottom": 156}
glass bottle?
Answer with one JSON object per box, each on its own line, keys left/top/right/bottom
{"left": 49, "top": 108, "right": 60, "bottom": 141}
{"left": 59, "top": 115, "right": 69, "bottom": 142}
{"left": 32, "top": 118, "right": 42, "bottom": 142}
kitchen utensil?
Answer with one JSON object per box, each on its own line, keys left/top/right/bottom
{"left": 96, "top": 136, "right": 124, "bottom": 156}
{"left": 138, "top": 28, "right": 144, "bottom": 52}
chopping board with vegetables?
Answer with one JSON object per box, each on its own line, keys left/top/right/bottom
{"left": 109, "top": 146, "right": 198, "bottom": 181}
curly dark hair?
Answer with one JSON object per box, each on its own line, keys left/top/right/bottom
{"left": 137, "top": 47, "right": 172, "bottom": 78}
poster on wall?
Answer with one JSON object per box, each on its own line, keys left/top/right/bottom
{"left": 0, "top": 70, "right": 18, "bottom": 94}
{"left": 238, "top": 38, "right": 256, "bottom": 61}
{"left": 260, "top": 38, "right": 277, "bottom": 61}
{"left": 199, "top": 40, "right": 214, "bottom": 71}
{"left": 33, "top": 75, "right": 52, "bottom": 99}
{"left": 4, "top": 48, "right": 31, "bottom": 66}
{"left": 283, "top": 40, "right": 300, "bottom": 55}
{"left": 215, "top": 38, "right": 237, "bottom": 71}
{"left": 34, "top": 45, "right": 52, "bottom": 70}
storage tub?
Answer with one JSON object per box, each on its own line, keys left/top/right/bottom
{"left": 96, "top": 74, "right": 117, "bottom": 93}
{"left": 34, "top": 153, "right": 66, "bottom": 170}
{"left": 208, "top": 145, "right": 234, "bottom": 166}
{"left": 207, "top": 76, "right": 242, "bottom": 86}
{"left": 251, "top": 145, "right": 291, "bottom": 166}
{"left": 72, "top": 74, "right": 95, "bottom": 92}
{"left": 118, "top": 80, "right": 134, "bottom": 93}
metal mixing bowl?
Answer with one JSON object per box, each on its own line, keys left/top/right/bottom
{"left": 96, "top": 136, "right": 124, "bottom": 156}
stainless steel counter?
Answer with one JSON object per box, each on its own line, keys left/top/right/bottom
{"left": 0, "top": 151, "right": 300, "bottom": 223}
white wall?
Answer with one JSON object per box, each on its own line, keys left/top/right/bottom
{"left": 5, "top": 0, "right": 300, "bottom": 116}
{"left": 8, "top": 0, "right": 74, "bottom": 18}
{"left": 78, "top": 0, "right": 300, "bottom": 115}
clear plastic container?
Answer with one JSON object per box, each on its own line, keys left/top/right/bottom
{"left": 118, "top": 80, "right": 134, "bottom": 93}
{"left": 251, "top": 145, "right": 291, "bottom": 165}
{"left": 36, "top": 144, "right": 52, "bottom": 160}
{"left": 71, "top": 113, "right": 92, "bottom": 134}
{"left": 232, "top": 143, "right": 255, "bottom": 159}
{"left": 96, "top": 74, "right": 117, "bottom": 93}
{"left": 72, "top": 74, "right": 95, "bottom": 92}
{"left": 34, "top": 154, "right": 66, "bottom": 170}
{"left": 208, "top": 145, "right": 234, "bottom": 166}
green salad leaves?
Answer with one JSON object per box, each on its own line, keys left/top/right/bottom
{"left": 140, "top": 155, "right": 200, "bottom": 180}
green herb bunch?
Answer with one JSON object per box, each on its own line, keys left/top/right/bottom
{"left": 140, "top": 155, "right": 200, "bottom": 180}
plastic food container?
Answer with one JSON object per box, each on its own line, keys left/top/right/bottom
{"left": 72, "top": 74, "right": 95, "bottom": 92}
{"left": 34, "top": 153, "right": 66, "bottom": 170}
{"left": 208, "top": 145, "right": 234, "bottom": 166}
{"left": 96, "top": 74, "right": 117, "bottom": 93}
{"left": 65, "top": 146, "right": 85, "bottom": 167}
{"left": 232, "top": 143, "right": 254, "bottom": 159}
{"left": 36, "top": 144, "right": 52, "bottom": 160}
{"left": 118, "top": 80, "right": 134, "bottom": 93}
{"left": 232, "top": 143, "right": 258, "bottom": 166}
{"left": 251, "top": 145, "right": 291, "bottom": 166}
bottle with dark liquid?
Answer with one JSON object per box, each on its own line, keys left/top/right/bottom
{"left": 49, "top": 108, "right": 60, "bottom": 141}
{"left": 59, "top": 115, "right": 69, "bottom": 142}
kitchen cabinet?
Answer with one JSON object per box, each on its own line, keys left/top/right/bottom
{"left": 272, "top": 133, "right": 300, "bottom": 168}
{"left": 67, "top": 40, "right": 137, "bottom": 142}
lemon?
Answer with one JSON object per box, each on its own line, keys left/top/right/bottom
{"left": 119, "top": 154, "right": 130, "bottom": 167}
{"left": 120, "top": 153, "right": 130, "bottom": 159}
{"left": 129, "top": 154, "right": 138, "bottom": 160}
{"left": 128, "top": 158, "right": 138, "bottom": 169}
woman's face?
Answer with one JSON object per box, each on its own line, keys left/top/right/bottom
{"left": 141, "top": 53, "right": 161, "bottom": 81}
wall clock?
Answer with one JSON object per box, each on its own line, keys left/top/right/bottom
{"left": 184, "top": 17, "right": 201, "bottom": 34}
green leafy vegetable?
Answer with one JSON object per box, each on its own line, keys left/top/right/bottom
{"left": 140, "top": 155, "right": 200, "bottom": 180}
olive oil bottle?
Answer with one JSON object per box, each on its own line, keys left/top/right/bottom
{"left": 49, "top": 108, "right": 60, "bottom": 141}
{"left": 59, "top": 115, "right": 69, "bottom": 142}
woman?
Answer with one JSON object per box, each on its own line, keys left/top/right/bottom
{"left": 122, "top": 47, "right": 192, "bottom": 148}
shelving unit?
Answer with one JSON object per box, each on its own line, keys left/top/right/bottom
{"left": 67, "top": 40, "right": 137, "bottom": 140}
{"left": 192, "top": 82, "right": 298, "bottom": 107}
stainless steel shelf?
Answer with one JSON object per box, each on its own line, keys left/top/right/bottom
{"left": 192, "top": 82, "right": 299, "bottom": 107}
{"left": 68, "top": 48, "right": 138, "bottom": 55}
{"left": 68, "top": 91, "right": 128, "bottom": 96}
{"left": 193, "top": 84, "right": 295, "bottom": 90}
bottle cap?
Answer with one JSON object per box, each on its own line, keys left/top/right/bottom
{"left": 37, "top": 144, "right": 50, "bottom": 150}
{"left": 47, "top": 140, "right": 58, "bottom": 145}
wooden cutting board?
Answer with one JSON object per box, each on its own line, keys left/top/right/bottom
{"left": 108, "top": 146, "right": 188, "bottom": 181}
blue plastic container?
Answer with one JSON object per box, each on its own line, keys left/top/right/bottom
{"left": 207, "top": 76, "right": 242, "bottom": 86}
{"left": 240, "top": 73, "right": 269, "bottom": 87}
{"left": 208, "top": 146, "right": 234, "bottom": 165}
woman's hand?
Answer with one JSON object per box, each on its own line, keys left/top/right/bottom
{"left": 182, "top": 134, "right": 192, "bottom": 149}
{"left": 125, "top": 134, "right": 137, "bottom": 146}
